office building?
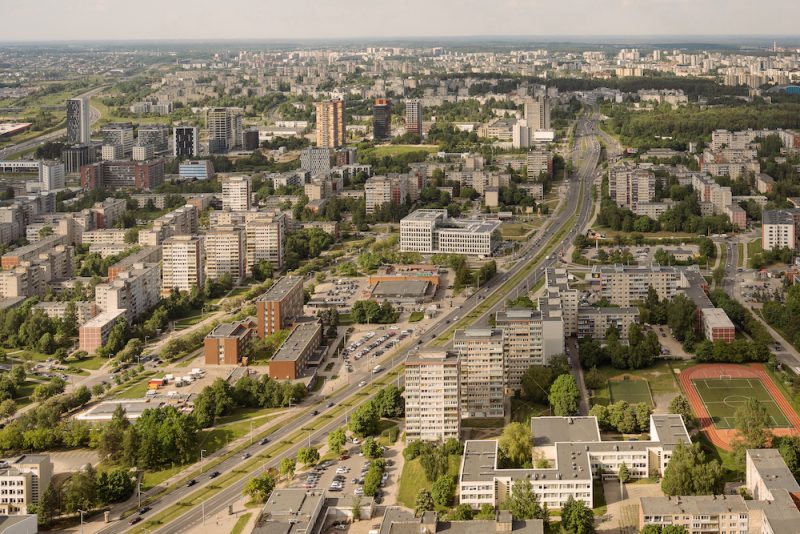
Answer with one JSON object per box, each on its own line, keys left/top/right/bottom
{"left": 400, "top": 209, "right": 501, "bottom": 257}
{"left": 255, "top": 276, "right": 304, "bottom": 338}
{"left": 137, "top": 124, "right": 170, "bottom": 154}
{"left": 459, "top": 415, "right": 690, "bottom": 510}
{"left": 94, "top": 262, "right": 160, "bottom": 321}
{"left": 495, "top": 308, "right": 565, "bottom": 392}
{"left": 405, "top": 98, "right": 423, "bottom": 136}
{"left": 204, "top": 319, "right": 256, "bottom": 365}
{"left": 178, "top": 159, "right": 215, "bottom": 180}
{"left": 524, "top": 97, "right": 551, "bottom": 130}
{"left": 0, "top": 455, "right": 53, "bottom": 515}
{"left": 373, "top": 98, "right": 392, "bottom": 141}
{"left": 404, "top": 349, "right": 461, "bottom": 442}
{"left": 79, "top": 309, "right": 127, "bottom": 353}
{"left": 221, "top": 175, "right": 252, "bottom": 211}
{"left": 365, "top": 175, "right": 408, "bottom": 214}
{"left": 39, "top": 161, "right": 65, "bottom": 191}
{"left": 205, "top": 226, "right": 246, "bottom": 283}
{"left": 207, "top": 107, "right": 242, "bottom": 153}
{"left": 244, "top": 212, "right": 285, "bottom": 273}
{"left": 762, "top": 209, "right": 797, "bottom": 250}
{"left": 63, "top": 144, "right": 93, "bottom": 173}
{"left": 80, "top": 159, "right": 165, "bottom": 190}
{"left": 299, "top": 147, "right": 332, "bottom": 175}
{"left": 66, "top": 97, "right": 91, "bottom": 144}
{"left": 454, "top": 329, "right": 505, "bottom": 419}
{"left": 315, "top": 98, "right": 346, "bottom": 148}
{"left": 161, "top": 235, "right": 204, "bottom": 296}
{"left": 241, "top": 128, "right": 260, "bottom": 151}
{"left": 174, "top": 125, "right": 199, "bottom": 157}
{"left": 640, "top": 495, "right": 749, "bottom": 534}
{"left": 269, "top": 319, "right": 322, "bottom": 380}
{"left": 100, "top": 123, "right": 135, "bottom": 156}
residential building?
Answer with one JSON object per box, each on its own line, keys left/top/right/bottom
{"left": 526, "top": 149, "right": 554, "bottom": 180}
{"left": 762, "top": 209, "right": 797, "bottom": 250}
{"left": 365, "top": 175, "right": 408, "bottom": 214}
{"left": 299, "top": 147, "right": 331, "bottom": 175}
{"left": 245, "top": 214, "right": 285, "bottom": 273}
{"left": 268, "top": 319, "right": 322, "bottom": 380}
{"left": 161, "top": 235, "right": 204, "bottom": 296}
{"left": 454, "top": 329, "right": 504, "bottom": 419}
{"left": 94, "top": 262, "right": 160, "bottom": 321}
{"left": 609, "top": 164, "right": 656, "bottom": 211}
{"left": 1, "top": 235, "right": 68, "bottom": 269}
{"left": 66, "top": 97, "right": 91, "bottom": 144}
{"left": 756, "top": 173, "right": 776, "bottom": 194}
{"left": 241, "top": 128, "right": 260, "bottom": 151}
{"left": 80, "top": 159, "right": 165, "bottom": 190}
{"left": 576, "top": 306, "right": 640, "bottom": 339}
{"left": 107, "top": 246, "right": 162, "bottom": 281}
{"left": 543, "top": 268, "right": 580, "bottom": 335}
{"left": 174, "top": 125, "right": 199, "bottom": 157}
{"left": 0, "top": 454, "right": 53, "bottom": 515}
{"left": 315, "top": 99, "right": 346, "bottom": 148}
{"left": 400, "top": 209, "right": 501, "bottom": 257}
{"left": 207, "top": 107, "right": 242, "bottom": 153}
{"left": 380, "top": 508, "right": 543, "bottom": 534}
{"left": 639, "top": 495, "right": 749, "bottom": 534}
{"left": 495, "top": 308, "right": 565, "bottom": 392}
{"left": 178, "top": 160, "right": 215, "bottom": 180}
{"left": 404, "top": 349, "right": 461, "bottom": 442}
{"left": 137, "top": 124, "right": 170, "bottom": 154}
{"left": 589, "top": 264, "right": 680, "bottom": 306}
{"left": 221, "top": 175, "right": 252, "bottom": 211}
{"left": 138, "top": 204, "right": 198, "bottom": 246}
{"left": 373, "top": 98, "right": 392, "bottom": 141}
{"left": 524, "top": 96, "right": 550, "bottom": 130}
{"left": 39, "top": 161, "right": 65, "bottom": 192}
{"left": 255, "top": 276, "right": 304, "bottom": 338}
{"left": 205, "top": 226, "right": 245, "bottom": 283}
{"left": 34, "top": 301, "right": 97, "bottom": 325}
{"left": 405, "top": 98, "right": 423, "bottom": 136}
{"left": 100, "top": 123, "right": 135, "bottom": 156}
{"left": 101, "top": 144, "right": 123, "bottom": 161}
{"left": 79, "top": 309, "right": 126, "bottom": 353}
{"left": 131, "top": 144, "right": 154, "bottom": 161}
{"left": 745, "top": 449, "right": 800, "bottom": 534}
{"left": 204, "top": 319, "right": 256, "bottom": 365}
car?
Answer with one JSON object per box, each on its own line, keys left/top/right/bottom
{"left": 139, "top": 506, "right": 151, "bottom": 514}
{"left": 327, "top": 401, "right": 335, "bottom": 408}
{"left": 312, "top": 410, "right": 319, "bottom": 416}
{"left": 259, "top": 438, "right": 270, "bottom": 445}
{"left": 187, "top": 479, "right": 197, "bottom": 487}
{"left": 358, "top": 380, "right": 367, "bottom": 387}
{"left": 340, "top": 454, "right": 350, "bottom": 460}
{"left": 209, "top": 471, "right": 221, "bottom": 479}
{"left": 335, "top": 525, "right": 348, "bottom": 531}
{"left": 242, "top": 453, "right": 251, "bottom": 459}
{"left": 129, "top": 517, "right": 143, "bottom": 525}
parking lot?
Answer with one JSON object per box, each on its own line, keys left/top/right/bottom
{"left": 341, "top": 328, "right": 413, "bottom": 380}
{"left": 309, "top": 279, "right": 368, "bottom": 310}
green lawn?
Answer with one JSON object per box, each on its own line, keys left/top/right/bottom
{"left": 364, "top": 144, "right": 438, "bottom": 157}
{"left": 737, "top": 243, "right": 745, "bottom": 267}
{"left": 198, "top": 419, "right": 254, "bottom": 454}
{"left": 215, "top": 407, "right": 282, "bottom": 426}
{"left": 589, "top": 361, "right": 682, "bottom": 407}
{"left": 692, "top": 377, "right": 790, "bottom": 429}
{"left": 409, "top": 311, "right": 424, "bottom": 322}
{"left": 68, "top": 355, "right": 106, "bottom": 370}
{"left": 398, "top": 455, "right": 461, "bottom": 508}
{"left": 748, "top": 238, "right": 763, "bottom": 258}
{"left": 608, "top": 377, "right": 654, "bottom": 407}
{"left": 511, "top": 397, "right": 549, "bottom": 424}
{"left": 140, "top": 463, "right": 184, "bottom": 492}
{"left": 231, "top": 513, "right": 252, "bottom": 534}
{"left": 115, "top": 374, "right": 157, "bottom": 399}
{"left": 11, "top": 350, "right": 51, "bottom": 362}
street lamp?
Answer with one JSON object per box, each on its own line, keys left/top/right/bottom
{"left": 78, "top": 509, "right": 86, "bottom": 534}
{"left": 200, "top": 449, "right": 207, "bottom": 473}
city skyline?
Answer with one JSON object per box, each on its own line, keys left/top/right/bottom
{"left": 1, "top": 0, "right": 798, "bottom": 42}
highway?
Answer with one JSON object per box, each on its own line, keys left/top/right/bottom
{"left": 104, "top": 113, "right": 606, "bottom": 534}
{"left": 0, "top": 86, "right": 105, "bottom": 160}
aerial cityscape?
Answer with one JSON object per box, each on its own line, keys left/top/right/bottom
{"left": 1, "top": 2, "right": 800, "bottom": 534}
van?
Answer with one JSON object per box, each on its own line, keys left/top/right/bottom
{"left": 372, "top": 365, "right": 382, "bottom": 374}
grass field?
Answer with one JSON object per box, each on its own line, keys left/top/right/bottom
{"left": 231, "top": 513, "right": 252, "bottom": 534}
{"left": 693, "top": 377, "right": 791, "bottom": 429}
{"left": 397, "top": 455, "right": 461, "bottom": 509}
{"left": 608, "top": 377, "right": 654, "bottom": 407}
{"left": 747, "top": 238, "right": 763, "bottom": 259}
{"left": 364, "top": 144, "right": 439, "bottom": 157}
{"left": 589, "top": 361, "right": 684, "bottom": 408}
{"left": 737, "top": 243, "right": 745, "bottom": 268}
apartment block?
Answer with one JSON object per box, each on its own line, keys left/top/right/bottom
{"left": 609, "top": 164, "right": 656, "bottom": 212}
{"left": 80, "top": 229, "right": 127, "bottom": 245}
{"left": 204, "top": 318, "right": 256, "bottom": 365}
{"left": 205, "top": 226, "right": 245, "bottom": 283}
{"left": 174, "top": 125, "right": 199, "bottom": 158}
{"left": 640, "top": 495, "right": 749, "bottom": 534}
{"left": 576, "top": 306, "right": 640, "bottom": 339}
{"left": 66, "top": 97, "right": 91, "bottom": 144}
{"left": 454, "top": 329, "right": 505, "bottom": 419}
{"left": 380, "top": 508, "right": 543, "bottom": 534}
{"left": 108, "top": 246, "right": 162, "bottom": 281}
{"left": 100, "top": 123, "right": 134, "bottom": 156}
{"left": 137, "top": 124, "right": 170, "bottom": 154}
{"left": 80, "top": 159, "right": 165, "bottom": 190}
{"left": 79, "top": 309, "right": 127, "bottom": 353}
{"left": 373, "top": 98, "right": 392, "bottom": 141}
{"left": 39, "top": 161, "right": 65, "bottom": 192}
{"left": 94, "top": 262, "right": 160, "bottom": 321}
{"left": 299, "top": 147, "right": 332, "bottom": 175}
{"left": 138, "top": 205, "right": 198, "bottom": 246}
{"left": 495, "top": 308, "right": 565, "bottom": 392}
{"left": 316, "top": 99, "right": 346, "bottom": 148}
{"left": 207, "top": 107, "right": 243, "bottom": 153}
{"left": 0, "top": 454, "right": 53, "bottom": 514}
{"left": 405, "top": 99, "right": 423, "bottom": 136}
{"left": 526, "top": 149, "right": 553, "bottom": 180}
{"left": 365, "top": 175, "right": 408, "bottom": 214}
{"left": 255, "top": 276, "right": 304, "bottom": 338}
{"left": 524, "top": 96, "right": 550, "bottom": 130}
{"left": 404, "top": 349, "right": 461, "bottom": 442}
{"left": 221, "top": 175, "right": 252, "bottom": 211}
{"left": 589, "top": 264, "right": 680, "bottom": 306}
{"left": 400, "top": 209, "right": 501, "bottom": 257}
{"left": 1, "top": 235, "right": 68, "bottom": 269}
{"left": 161, "top": 235, "right": 204, "bottom": 296}
{"left": 268, "top": 319, "right": 322, "bottom": 380}
{"left": 542, "top": 268, "right": 580, "bottom": 336}
{"left": 245, "top": 215, "right": 285, "bottom": 273}
{"left": 762, "top": 209, "right": 797, "bottom": 250}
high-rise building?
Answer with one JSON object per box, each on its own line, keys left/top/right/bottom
{"left": 207, "top": 107, "right": 242, "bottom": 153}
{"left": 454, "top": 328, "right": 505, "bottom": 419}
{"left": 245, "top": 214, "right": 285, "bottom": 274}
{"left": 66, "top": 97, "right": 91, "bottom": 144}
{"left": 495, "top": 308, "right": 564, "bottom": 392}
{"left": 404, "top": 349, "right": 461, "bottom": 442}
{"left": 205, "top": 226, "right": 246, "bottom": 283}
{"left": 526, "top": 149, "right": 554, "bottom": 180}
{"left": 221, "top": 175, "right": 252, "bottom": 211}
{"left": 241, "top": 128, "right": 260, "bottom": 151}
{"left": 100, "top": 123, "right": 135, "bottom": 157}
{"left": 174, "top": 126, "right": 199, "bottom": 157}
{"left": 39, "top": 161, "right": 65, "bottom": 192}
{"left": 299, "top": 147, "right": 331, "bottom": 175}
{"left": 365, "top": 175, "right": 409, "bottom": 214}
{"left": 255, "top": 276, "right": 304, "bottom": 338}
{"left": 137, "top": 124, "right": 170, "bottom": 154}
{"left": 373, "top": 98, "right": 392, "bottom": 141}
{"left": 524, "top": 97, "right": 551, "bottom": 131}
{"left": 80, "top": 159, "right": 165, "bottom": 190}
{"left": 94, "top": 262, "right": 160, "bottom": 321}
{"left": 405, "top": 99, "right": 423, "bottom": 136}
{"left": 161, "top": 235, "right": 204, "bottom": 296}
{"left": 63, "top": 144, "right": 93, "bottom": 173}
{"left": 315, "top": 99, "right": 346, "bottom": 148}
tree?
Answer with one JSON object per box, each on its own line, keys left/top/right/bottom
{"left": 775, "top": 435, "right": 800, "bottom": 477}
{"left": 244, "top": 472, "right": 277, "bottom": 503}
{"left": 505, "top": 478, "right": 543, "bottom": 520}
{"left": 38, "top": 485, "right": 62, "bottom": 526}
{"left": 499, "top": 422, "right": 532, "bottom": 468}
{"left": 328, "top": 428, "right": 347, "bottom": 456}
{"left": 734, "top": 397, "right": 771, "bottom": 448}
{"left": 351, "top": 495, "right": 362, "bottom": 521}
{"left": 349, "top": 401, "right": 379, "bottom": 437}
{"left": 584, "top": 367, "right": 606, "bottom": 390}
{"left": 297, "top": 446, "right": 320, "bottom": 467}
{"left": 361, "top": 437, "right": 382, "bottom": 459}
{"left": 414, "top": 488, "right": 434, "bottom": 517}
{"left": 549, "top": 374, "right": 580, "bottom": 416}
{"left": 96, "top": 468, "right": 134, "bottom": 504}
{"left": 279, "top": 457, "right": 296, "bottom": 480}
{"left": 560, "top": 496, "right": 596, "bottom": 534}
{"left": 431, "top": 475, "right": 456, "bottom": 507}
{"left": 641, "top": 527, "right": 690, "bottom": 534}
{"left": 448, "top": 504, "right": 474, "bottom": 521}
{"left": 0, "top": 399, "right": 16, "bottom": 419}
{"left": 363, "top": 465, "right": 382, "bottom": 496}
{"left": 375, "top": 385, "right": 404, "bottom": 418}
{"left": 618, "top": 462, "right": 630, "bottom": 483}
{"left": 662, "top": 442, "right": 724, "bottom": 496}
{"left": 668, "top": 395, "right": 694, "bottom": 425}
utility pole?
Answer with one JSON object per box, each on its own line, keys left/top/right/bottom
{"left": 78, "top": 509, "right": 86, "bottom": 534}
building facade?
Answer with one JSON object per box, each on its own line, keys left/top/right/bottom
{"left": 161, "top": 235, "right": 204, "bottom": 296}
{"left": 404, "top": 349, "right": 461, "bottom": 442}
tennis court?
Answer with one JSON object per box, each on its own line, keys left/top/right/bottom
{"left": 692, "top": 377, "right": 791, "bottom": 429}
{"left": 608, "top": 377, "right": 654, "bottom": 407}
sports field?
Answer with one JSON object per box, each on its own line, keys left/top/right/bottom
{"left": 692, "top": 377, "right": 791, "bottom": 429}
{"left": 608, "top": 377, "right": 654, "bottom": 407}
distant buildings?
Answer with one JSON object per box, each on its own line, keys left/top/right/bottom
{"left": 299, "top": 147, "right": 332, "bottom": 175}
{"left": 609, "top": 164, "right": 656, "bottom": 213}
{"left": 524, "top": 96, "right": 551, "bottom": 130}
{"left": 526, "top": 149, "right": 554, "bottom": 180}
{"left": 207, "top": 107, "right": 242, "bottom": 153}
{"left": 80, "top": 159, "right": 165, "bottom": 190}
{"left": 66, "top": 97, "right": 91, "bottom": 144}
{"left": 315, "top": 98, "right": 346, "bottom": 148}
{"left": 405, "top": 98, "right": 423, "bottom": 136}
{"left": 174, "top": 125, "right": 199, "bottom": 158}
{"left": 400, "top": 209, "right": 501, "bottom": 257}
{"left": 373, "top": 98, "right": 392, "bottom": 141}
{"left": 178, "top": 160, "right": 215, "bottom": 180}
{"left": 161, "top": 235, "right": 204, "bottom": 296}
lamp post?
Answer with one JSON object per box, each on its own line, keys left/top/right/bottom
{"left": 78, "top": 509, "right": 86, "bottom": 534}
{"left": 200, "top": 449, "right": 207, "bottom": 473}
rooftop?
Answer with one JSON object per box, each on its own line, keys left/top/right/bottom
{"left": 253, "top": 489, "right": 325, "bottom": 534}
{"left": 372, "top": 280, "right": 430, "bottom": 298}
{"left": 747, "top": 449, "right": 800, "bottom": 492}
{"left": 763, "top": 209, "right": 797, "bottom": 225}
{"left": 257, "top": 276, "right": 303, "bottom": 302}
{"left": 272, "top": 320, "right": 322, "bottom": 363}
{"left": 641, "top": 494, "right": 748, "bottom": 516}
{"left": 454, "top": 328, "right": 503, "bottom": 342}
{"left": 207, "top": 321, "right": 253, "bottom": 339}
{"left": 531, "top": 416, "right": 601, "bottom": 447}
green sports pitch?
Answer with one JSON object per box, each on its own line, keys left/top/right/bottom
{"left": 692, "top": 378, "right": 791, "bottom": 429}
{"left": 608, "top": 378, "right": 654, "bottom": 407}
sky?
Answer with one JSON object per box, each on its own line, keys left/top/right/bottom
{"left": 1, "top": 0, "right": 798, "bottom": 42}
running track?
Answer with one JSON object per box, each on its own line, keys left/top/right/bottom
{"left": 678, "top": 363, "right": 800, "bottom": 450}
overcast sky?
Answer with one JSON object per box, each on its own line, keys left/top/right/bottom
{"left": 2, "top": 0, "right": 798, "bottom": 41}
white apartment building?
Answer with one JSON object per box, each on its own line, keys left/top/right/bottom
{"left": 404, "top": 350, "right": 461, "bottom": 442}
{"left": 132, "top": 144, "right": 154, "bottom": 161}
{"left": 138, "top": 205, "right": 198, "bottom": 247}
{"left": 205, "top": 226, "right": 246, "bottom": 283}
{"left": 161, "top": 235, "right": 204, "bottom": 296}
{"left": 454, "top": 329, "right": 505, "bottom": 419}
{"left": 589, "top": 264, "right": 680, "bottom": 306}
{"left": 94, "top": 262, "right": 160, "bottom": 321}
{"left": 542, "top": 268, "right": 580, "bottom": 336}
{"left": 0, "top": 454, "right": 53, "bottom": 515}
{"left": 762, "top": 209, "right": 797, "bottom": 250}
{"left": 80, "top": 229, "right": 128, "bottom": 245}
{"left": 101, "top": 144, "right": 123, "bottom": 161}
{"left": 609, "top": 164, "right": 656, "bottom": 212}
{"left": 39, "top": 161, "right": 65, "bottom": 192}
{"left": 245, "top": 216, "right": 284, "bottom": 272}
{"left": 400, "top": 209, "right": 500, "bottom": 257}
{"left": 640, "top": 495, "right": 749, "bottom": 534}
{"left": 100, "top": 123, "right": 134, "bottom": 156}
{"left": 495, "top": 308, "right": 565, "bottom": 392}
{"left": 299, "top": 147, "right": 331, "bottom": 175}
{"left": 221, "top": 175, "right": 252, "bottom": 212}
{"left": 576, "top": 306, "right": 640, "bottom": 339}
{"left": 524, "top": 97, "right": 550, "bottom": 131}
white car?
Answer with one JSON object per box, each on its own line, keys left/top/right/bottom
{"left": 358, "top": 380, "right": 367, "bottom": 387}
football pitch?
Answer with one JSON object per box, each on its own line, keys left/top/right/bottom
{"left": 608, "top": 378, "right": 654, "bottom": 407}
{"left": 692, "top": 377, "right": 791, "bottom": 429}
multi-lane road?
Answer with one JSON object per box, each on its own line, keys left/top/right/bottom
{"left": 103, "top": 113, "right": 606, "bottom": 533}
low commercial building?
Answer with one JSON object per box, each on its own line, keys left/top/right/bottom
{"left": 400, "top": 209, "right": 501, "bottom": 257}
{"left": 252, "top": 489, "right": 325, "bottom": 534}
{"left": 178, "top": 160, "right": 215, "bottom": 180}
{"left": 0, "top": 455, "right": 53, "bottom": 515}
{"left": 370, "top": 280, "right": 431, "bottom": 304}
{"left": 78, "top": 308, "right": 126, "bottom": 353}
{"left": 204, "top": 319, "right": 256, "bottom": 365}
{"left": 701, "top": 307, "right": 736, "bottom": 343}
{"left": 404, "top": 350, "right": 461, "bottom": 442}
{"left": 76, "top": 400, "right": 165, "bottom": 422}
{"left": 367, "top": 264, "right": 440, "bottom": 290}
{"left": 268, "top": 320, "right": 322, "bottom": 380}
{"left": 256, "top": 276, "right": 304, "bottom": 338}
{"left": 640, "top": 495, "right": 749, "bottom": 534}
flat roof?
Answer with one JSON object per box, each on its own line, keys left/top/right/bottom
{"left": 81, "top": 308, "right": 127, "bottom": 328}
{"left": 257, "top": 276, "right": 303, "bottom": 302}
{"left": 641, "top": 494, "right": 748, "bottom": 515}
{"left": 577, "top": 306, "right": 639, "bottom": 316}
{"left": 254, "top": 489, "right": 324, "bottom": 534}
{"left": 747, "top": 449, "right": 800, "bottom": 492}
{"left": 406, "top": 349, "right": 458, "bottom": 365}
{"left": 272, "top": 321, "right": 321, "bottom": 362}
{"left": 76, "top": 400, "right": 164, "bottom": 421}
{"left": 763, "top": 209, "right": 796, "bottom": 225}
{"left": 207, "top": 320, "right": 252, "bottom": 339}
{"left": 454, "top": 328, "right": 503, "bottom": 342}
{"left": 531, "top": 416, "right": 601, "bottom": 447}
{"left": 650, "top": 414, "right": 692, "bottom": 446}
{"left": 702, "top": 308, "right": 735, "bottom": 329}
{"left": 372, "top": 280, "right": 429, "bottom": 297}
